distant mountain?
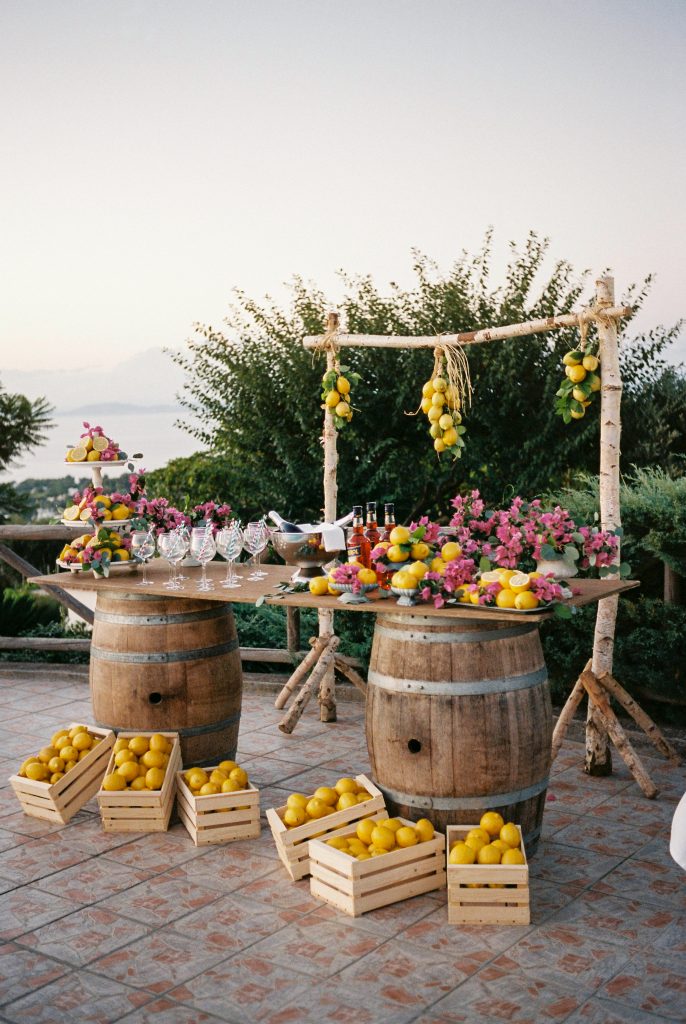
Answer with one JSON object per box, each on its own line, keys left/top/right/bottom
{"left": 2, "top": 347, "right": 187, "bottom": 410}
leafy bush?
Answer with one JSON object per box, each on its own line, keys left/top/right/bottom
{"left": 0, "top": 587, "right": 61, "bottom": 636}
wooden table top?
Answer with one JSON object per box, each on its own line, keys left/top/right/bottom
{"left": 31, "top": 562, "right": 639, "bottom": 624}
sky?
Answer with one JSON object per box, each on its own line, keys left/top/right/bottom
{"left": 0, "top": 0, "right": 684, "bottom": 375}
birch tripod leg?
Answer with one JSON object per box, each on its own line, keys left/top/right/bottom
{"left": 551, "top": 666, "right": 589, "bottom": 761}
{"left": 279, "top": 635, "right": 340, "bottom": 735}
{"left": 318, "top": 609, "right": 336, "bottom": 723}
{"left": 274, "top": 636, "right": 327, "bottom": 710}
{"left": 581, "top": 670, "right": 658, "bottom": 798}
{"left": 601, "top": 672, "right": 681, "bottom": 766}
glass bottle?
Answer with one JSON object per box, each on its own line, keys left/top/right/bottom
{"left": 381, "top": 502, "right": 396, "bottom": 542}
{"left": 346, "top": 505, "right": 371, "bottom": 567}
{"left": 364, "top": 501, "right": 380, "bottom": 550}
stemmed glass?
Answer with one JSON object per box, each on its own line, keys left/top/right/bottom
{"left": 244, "top": 519, "right": 268, "bottom": 580}
{"left": 175, "top": 523, "right": 191, "bottom": 580}
{"left": 131, "top": 529, "right": 156, "bottom": 586}
{"left": 158, "top": 531, "right": 186, "bottom": 590}
{"left": 190, "top": 525, "right": 217, "bottom": 592}
{"left": 216, "top": 521, "right": 244, "bottom": 589}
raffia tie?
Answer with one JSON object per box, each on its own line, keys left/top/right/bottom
{"left": 311, "top": 322, "right": 340, "bottom": 369}
{"left": 576, "top": 297, "right": 614, "bottom": 347}
{"left": 433, "top": 336, "right": 473, "bottom": 411}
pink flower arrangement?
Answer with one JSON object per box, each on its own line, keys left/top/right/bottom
{"left": 79, "top": 421, "right": 126, "bottom": 462}
{"left": 133, "top": 497, "right": 189, "bottom": 535}
{"left": 189, "top": 501, "right": 233, "bottom": 533}
{"left": 330, "top": 562, "right": 368, "bottom": 594}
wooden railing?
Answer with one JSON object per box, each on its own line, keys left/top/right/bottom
{"left": 0, "top": 524, "right": 311, "bottom": 683}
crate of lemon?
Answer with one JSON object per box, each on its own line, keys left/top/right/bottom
{"left": 308, "top": 814, "right": 446, "bottom": 917}
{"left": 10, "top": 723, "right": 115, "bottom": 824}
{"left": 97, "top": 731, "right": 181, "bottom": 833}
{"left": 266, "top": 774, "right": 385, "bottom": 881}
{"left": 176, "top": 761, "right": 260, "bottom": 846}
{"left": 446, "top": 812, "right": 529, "bottom": 926}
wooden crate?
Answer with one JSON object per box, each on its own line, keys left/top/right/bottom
{"left": 176, "top": 770, "right": 260, "bottom": 846}
{"left": 9, "top": 724, "right": 115, "bottom": 825}
{"left": 308, "top": 815, "right": 446, "bottom": 917}
{"left": 266, "top": 774, "right": 386, "bottom": 881}
{"left": 446, "top": 824, "right": 530, "bottom": 925}
{"left": 97, "top": 731, "right": 181, "bottom": 833}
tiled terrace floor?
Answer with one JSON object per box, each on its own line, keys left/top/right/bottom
{"left": 0, "top": 671, "right": 684, "bottom": 1023}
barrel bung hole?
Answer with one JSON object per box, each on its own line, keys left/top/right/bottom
{"left": 408, "top": 738, "right": 422, "bottom": 754}
{"left": 148, "top": 692, "right": 163, "bottom": 705}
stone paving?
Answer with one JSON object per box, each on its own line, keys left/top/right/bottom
{"left": 0, "top": 671, "right": 684, "bottom": 1023}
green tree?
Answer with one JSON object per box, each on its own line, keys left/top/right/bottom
{"left": 0, "top": 381, "right": 54, "bottom": 523}
{"left": 161, "top": 232, "right": 683, "bottom": 524}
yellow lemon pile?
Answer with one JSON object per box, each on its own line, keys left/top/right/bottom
{"left": 183, "top": 761, "right": 250, "bottom": 797}
{"left": 282, "top": 778, "right": 372, "bottom": 828}
{"left": 327, "top": 816, "right": 435, "bottom": 860}
{"left": 420, "top": 375, "right": 466, "bottom": 456}
{"left": 449, "top": 812, "right": 526, "bottom": 881}
{"left": 555, "top": 349, "right": 601, "bottom": 423}
{"left": 458, "top": 568, "right": 542, "bottom": 610}
{"left": 58, "top": 528, "right": 131, "bottom": 566}
{"left": 101, "top": 733, "right": 174, "bottom": 793}
{"left": 62, "top": 492, "right": 132, "bottom": 524}
{"left": 18, "top": 725, "right": 102, "bottom": 785}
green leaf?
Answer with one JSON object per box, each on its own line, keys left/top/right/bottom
{"left": 554, "top": 603, "right": 573, "bottom": 619}
{"left": 541, "top": 543, "right": 558, "bottom": 560}
{"left": 564, "top": 545, "right": 579, "bottom": 561}
{"left": 620, "top": 562, "right": 631, "bottom": 577}
{"left": 479, "top": 556, "right": 492, "bottom": 572}
{"left": 255, "top": 594, "right": 266, "bottom": 608}
{"left": 570, "top": 399, "right": 584, "bottom": 414}
{"left": 572, "top": 531, "right": 585, "bottom": 544}
{"left": 613, "top": 526, "right": 624, "bottom": 537}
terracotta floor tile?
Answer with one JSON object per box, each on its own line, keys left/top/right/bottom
{"left": 236, "top": 756, "right": 313, "bottom": 787}
{"left": 2, "top": 968, "right": 151, "bottom": 1023}
{"left": 0, "top": 885, "right": 78, "bottom": 941}
{"left": 592, "top": 853, "right": 686, "bottom": 910}
{"left": 598, "top": 948, "right": 686, "bottom": 1020}
{"left": 99, "top": 832, "right": 203, "bottom": 872}
{"left": 0, "top": 829, "right": 30, "bottom": 854}
{"left": 527, "top": 840, "right": 624, "bottom": 889}
{"left": 116, "top": 996, "right": 229, "bottom": 1024}
{"left": 308, "top": 891, "right": 439, "bottom": 940}
{"left": 16, "top": 905, "right": 151, "bottom": 967}
{"left": 90, "top": 929, "right": 229, "bottom": 994}
{"left": 233, "top": 868, "right": 321, "bottom": 913}
{"left": 398, "top": 903, "right": 530, "bottom": 960}
{"left": 35, "top": 857, "right": 154, "bottom": 905}
{"left": 166, "top": 845, "right": 276, "bottom": 893}
{"left": 99, "top": 873, "right": 223, "bottom": 926}
{"left": 654, "top": 913, "right": 686, "bottom": 955}
{"left": 563, "top": 994, "right": 674, "bottom": 1023}
{"left": 543, "top": 889, "right": 679, "bottom": 950}
{"left": 0, "top": 833, "right": 92, "bottom": 885}
{"left": 246, "top": 914, "right": 384, "bottom": 977}
{"left": 429, "top": 965, "right": 584, "bottom": 1022}
{"left": 168, "top": 892, "right": 309, "bottom": 952}
{"left": 552, "top": 815, "right": 657, "bottom": 856}
{"left": 0, "top": 942, "right": 69, "bottom": 1005}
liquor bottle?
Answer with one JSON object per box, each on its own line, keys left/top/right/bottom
{"left": 268, "top": 511, "right": 303, "bottom": 533}
{"left": 346, "top": 505, "right": 371, "bottom": 567}
{"left": 380, "top": 502, "right": 396, "bottom": 542}
{"left": 364, "top": 501, "right": 380, "bottom": 550}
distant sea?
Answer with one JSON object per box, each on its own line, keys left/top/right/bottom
{"left": 3, "top": 407, "right": 201, "bottom": 484}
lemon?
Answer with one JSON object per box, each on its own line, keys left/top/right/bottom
{"left": 442, "top": 427, "right": 458, "bottom": 447}
{"left": 149, "top": 734, "right": 169, "bottom": 753}
{"left": 335, "top": 777, "right": 358, "bottom": 796}
{"left": 407, "top": 561, "right": 428, "bottom": 580}
{"left": 327, "top": 836, "right": 350, "bottom": 851}
{"left": 336, "top": 792, "right": 358, "bottom": 810}
{"left": 86, "top": 450, "right": 101, "bottom": 462}
{"left": 410, "top": 542, "right": 430, "bottom": 560}
{"left": 387, "top": 545, "right": 409, "bottom": 563}
{"left": 562, "top": 351, "right": 581, "bottom": 366}
{"left": 590, "top": 375, "right": 601, "bottom": 392}
{"left": 199, "top": 782, "right": 221, "bottom": 796}
{"left": 491, "top": 839, "right": 512, "bottom": 853}
{"left": 63, "top": 505, "right": 81, "bottom": 521}
{"left": 64, "top": 760, "right": 78, "bottom": 773}
{"left": 69, "top": 445, "right": 88, "bottom": 462}
{"left": 422, "top": 381, "right": 435, "bottom": 398}
{"left": 582, "top": 354, "right": 599, "bottom": 371}
{"left": 336, "top": 376, "right": 350, "bottom": 394}
{"left": 438, "top": 413, "right": 453, "bottom": 431}
{"left": 429, "top": 423, "right": 443, "bottom": 440}
{"left": 502, "top": 847, "right": 526, "bottom": 865}
{"left": 356, "top": 818, "right": 377, "bottom": 845}
{"left": 495, "top": 588, "right": 517, "bottom": 610}
{"left": 427, "top": 406, "right": 443, "bottom": 423}
{"left": 431, "top": 391, "right": 445, "bottom": 408}
{"left": 479, "top": 570, "right": 501, "bottom": 584}
{"left": 128, "top": 736, "right": 150, "bottom": 757}
{"left": 209, "top": 769, "right": 228, "bottom": 786}
{"left": 566, "top": 364, "right": 587, "bottom": 383}
{"left": 25, "top": 762, "right": 50, "bottom": 782}
{"left": 441, "top": 542, "right": 462, "bottom": 562}
{"left": 356, "top": 792, "right": 372, "bottom": 803}
{"left": 415, "top": 818, "right": 435, "bottom": 842}
{"left": 515, "top": 591, "right": 539, "bottom": 610}
{"left": 102, "top": 771, "right": 127, "bottom": 791}
{"left": 391, "top": 570, "right": 417, "bottom": 589}
{"left": 49, "top": 772, "right": 65, "bottom": 784}
{"left": 357, "top": 852, "right": 372, "bottom": 861}
{"left": 115, "top": 749, "right": 138, "bottom": 768}
{"left": 508, "top": 573, "right": 531, "bottom": 594}
{"left": 309, "top": 576, "right": 329, "bottom": 596}
{"left": 570, "top": 408, "right": 585, "bottom": 419}
{"left": 449, "top": 842, "right": 476, "bottom": 865}
{"left": 113, "top": 737, "right": 130, "bottom": 754}
{"left": 325, "top": 390, "right": 340, "bottom": 408}
{"left": 306, "top": 797, "right": 328, "bottom": 819}
{"left": 111, "top": 549, "right": 130, "bottom": 561}
{"left": 187, "top": 768, "right": 209, "bottom": 790}
{"left": 381, "top": 818, "right": 403, "bottom": 833}
{"left": 480, "top": 811, "right": 505, "bottom": 837}
{"left": 130, "top": 776, "right": 148, "bottom": 791}
{"left": 467, "top": 826, "right": 491, "bottom": 845}
{"left": 370, "top": 826, "right": 396, "bottom": 850}
{"left": 116, "top": 760, "right": 140, "bottom": 784}
{"left": 47, "top": 756, "right": 65, "bottom": 774}
{"left": 465, "top": 834, "right": 487, "bottom": 853}
{"left": 388, "top": 526, "right": 410, "bottom": 546}
{"left": 287, "top": 792, "right": 309, "bottom": 810}
{"left": 111, "top": 505, "right": 130, "bottom": 521}
{"left": 314, "top": 786, "right": 338, "bottom": 806}
{"left": 230, "top": 766, "right": 248, "bottom": 788}
{"left": 499, "top": 822, "right": 521, "bottom": 848}
{"left": 432, "top": 376, "right": 447, "bottom": 392}
{"left": 145, "top": 767, "right": 166, "bottom": 790}
{"left": 434, "top": 438, "right": 446, "bottom": 453}
{"left": 347, "top": 838, "right": 367, "bottom": 856}
{"left": 421, "top": 396, "right": 433, "bottom": 414}
{"left": 71, "top": 731, "right": 92, "bottom": 752}
{"left": 395, "top": 826, "right": 418, "bottom": 848}
{"left": 477, "top": 843, "right": 503, "bottom": 865}
{"left": 284, "top": 806, "right": 307, "bottom": 827}
{"left": 218, "top": 760, "right": 238, "bottom": 773}
{"left": 357, "top": 568, "right": 377, "bottom": 585}
{"left": 430, "top": 557, "right": 445, "bottom": 574}
{"left": 335, "top": 401, "right": 351, "bottom": 418}
{"left": 221, "top": 778, "right": 243, "bottom": 793}
{"left": 572, "top": 387, "right": 587, "bottom": 403}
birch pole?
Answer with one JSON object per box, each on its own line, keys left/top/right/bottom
{"left": 585, "top": 276, "right": 622, "bottom": 776}
{"left": 318, "top": 312, "right": 339, "bottom": 722}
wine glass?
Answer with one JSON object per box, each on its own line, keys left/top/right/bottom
{"left": 175, "top": 523, "right": 191, "bottom": 580}
{"left": 216, "top": 521, "right": 243, "bottom": 589}
{"left": 244, "top": 519, "right": 268, "bottom": 580}
{"left": 131, "top": 529, "right": 156, "bottom": 586}
{"left": 158, "top": 531, "right": 185, "bottom": 590}
{"left": 190, "top": 526, "right": 217, "bottom": 592}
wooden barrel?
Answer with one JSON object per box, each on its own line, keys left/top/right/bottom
{"left": 365, "top": 613, "right": 552, "bottom": 853}
{"left": 90, "top": 593, "right": 243, "bottom": 766}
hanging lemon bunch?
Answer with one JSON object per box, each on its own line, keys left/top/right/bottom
{"left": 419, "top": 346, "right": 470, "bottom": 457}
{"left": 555, "top": 344, "right": 601, "bottom": 423}
{"left": 321, "top": 364, "right": 362, "bottom": 429}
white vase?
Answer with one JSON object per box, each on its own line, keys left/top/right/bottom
{"left": 535, "top": 557, "right": 578, "bottom": 580}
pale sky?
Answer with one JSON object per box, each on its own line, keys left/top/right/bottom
{"left": 1, "top": 0, "right": 684, "bottom": 373}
